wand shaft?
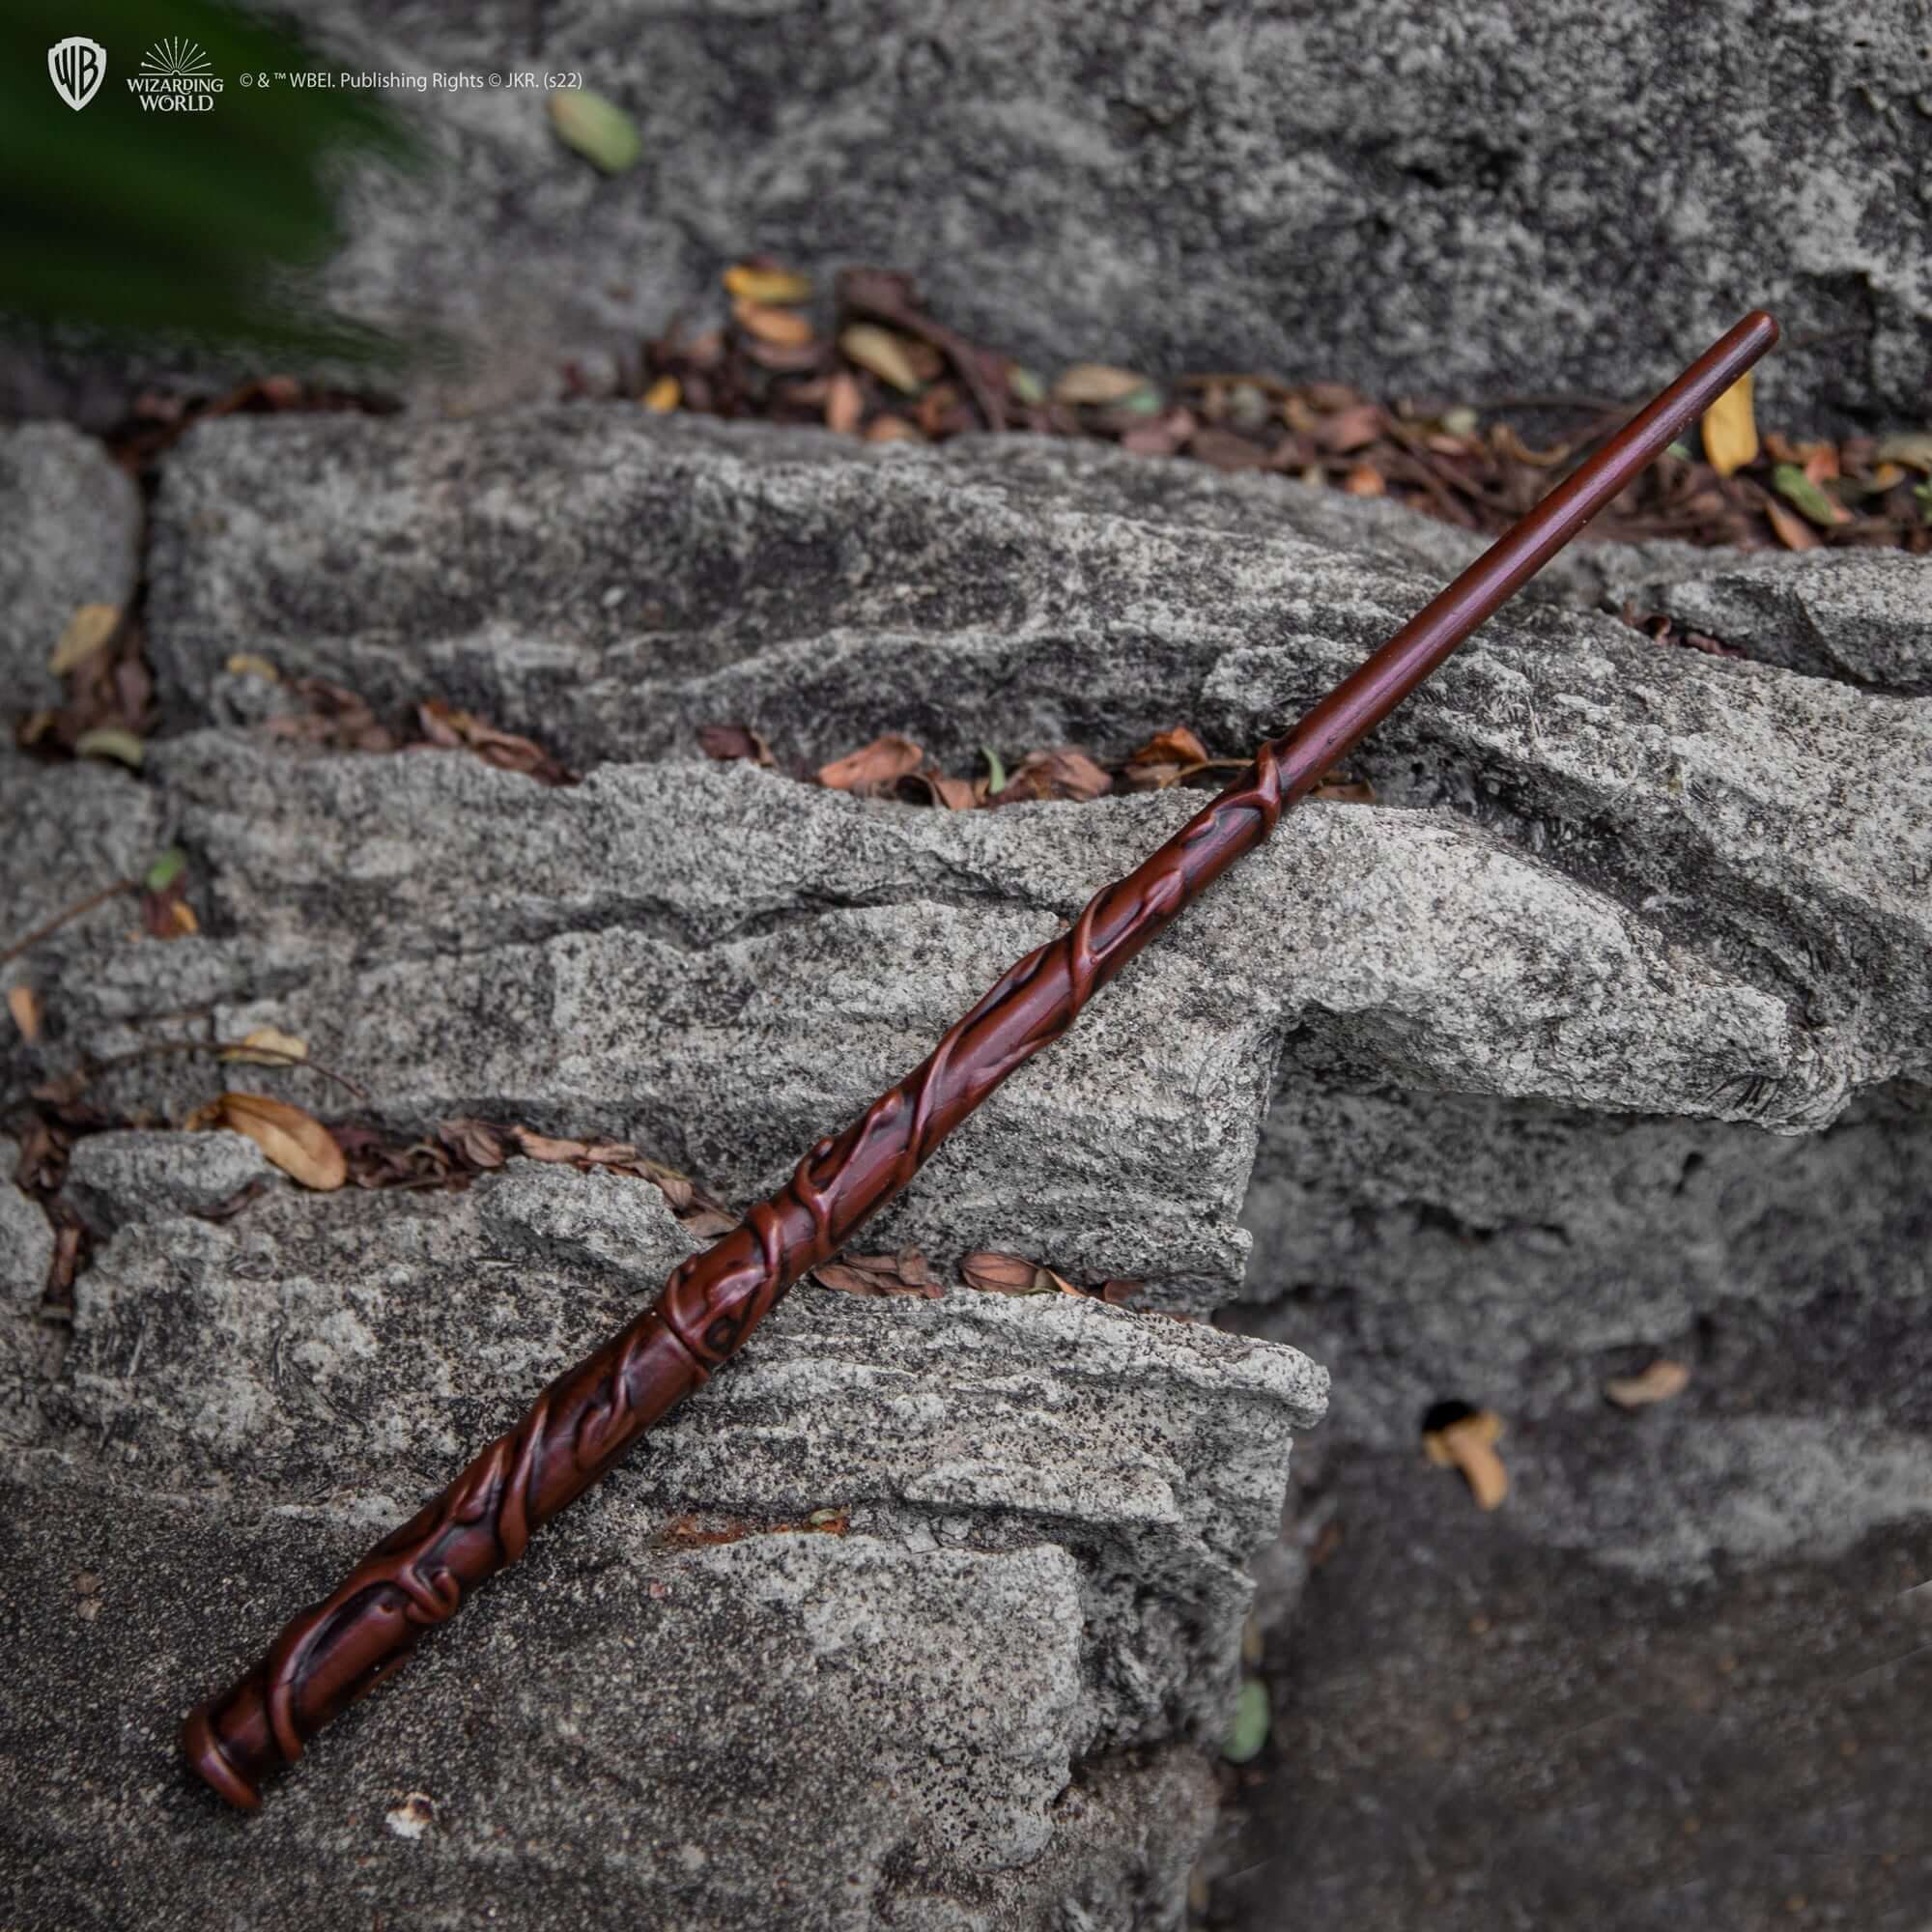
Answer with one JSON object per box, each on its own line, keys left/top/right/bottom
{"left": 185, "top": 310, "right": 1776, "bottom": 1808}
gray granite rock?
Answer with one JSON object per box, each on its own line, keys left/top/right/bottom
{"left": 141, "top": 412, "right": 1697, "bottom": 767}
{"left": 1637, "top": 547, "right": 1932, "bottom": 694}
{"left": 1, "top": 1137, "right": 56, "bottom": 1448}
{"left": 25, "top": 0, "right": 1919, "bottom": 430}
{"left": 7, "top": 403, "right": 1932, "bottom": 1927}
{"left": 139, "top": 416, "right": 1932, "bottom": 1138}
{"left": 63, "top": 1128, "right": 277, "bottom": 1233}
{"left": 0, "top": 423, "right": 142, "bottom": 714}
{"left": 3, "top": 1162, "right": 1318, "bottom": 1931}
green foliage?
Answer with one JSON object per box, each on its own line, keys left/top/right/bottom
{"left": 1222, "top": 1676, "right": 1271, "bottom": 1764}
{"left": 3, "top": 0, "right": 421, "bottom": 362}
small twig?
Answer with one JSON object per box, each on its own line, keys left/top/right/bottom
{"left": 27, "top": 1038, "right": 369, "bottom": 1105}
{"left": 0, "top": 879, "right": 132, "bottom": 967}
{"left": 838, "top": 270, "right": 1009, "bottom": 432}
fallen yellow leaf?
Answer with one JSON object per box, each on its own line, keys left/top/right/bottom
{"left": 1424, "top": 1408, "right": 1508, "bottom": 1509}
{"left": 1701, "top": 372, "right": 1758, "bottom": 479}
{"left": 73, "top": 726, "right": 143, "bottom": 769}
{"left": 49, "top": 604, "right": 121, "bottom": 676}
{"left": 839, "top": 325, "right": 923, "bottom": 394}
{"left": 8, "top": 985, "right": 42, "bottom": 1042}
{"left": 1052, "top": 363, "right": 1149, "bottom": 407}
{"left": 723, "top": 263, "right": 812, "bottom": 305}
{"left": 641, "top": 375, "right": 681, "bottom": 413}
{"left": 219, "top": 1025, "right": 310, "bottom": 1067}
{"left": 733, "top": 298, "right": 813, "bottom": 347}
{"left": 1605, "top": 1358, "right": 1690, "bottom": 1407}
{"left": 200, "top": 1092, "right": 345, "bottom": 1190}
{"left": 224, "top": 652, "right": 280, "bottom": 681}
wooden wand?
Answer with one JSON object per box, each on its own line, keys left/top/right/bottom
{"left": 185, "top": 310, "right": 1778, "bottom": 1808}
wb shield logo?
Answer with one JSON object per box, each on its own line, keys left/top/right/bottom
{"left": 49, "top": 37, "right": 107, "bottom": 111}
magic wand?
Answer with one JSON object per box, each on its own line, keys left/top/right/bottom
{"left": 185, "top": 309, "right": 1779, "bottom": 1808}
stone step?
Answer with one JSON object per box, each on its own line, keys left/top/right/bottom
{"left": 4, "top": 1152, "right": 1320, "bottom": 1930}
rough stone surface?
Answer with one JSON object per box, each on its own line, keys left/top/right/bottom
{"left": 2, "top": 1163, "right": 1318, "bottom": 1931}
{"left": 6, "top": 412, "right": 1931, "bottom": 1926}
{"left": 146, "top": 412, "right": 1703, "bottom": 764}
{"left": 62, "top": 1128, "right": 276, "bottom": 1233}
{"left": 0, "top": 423, "right": 142, "bottom": 713}
{"left": 17, "top": 2, "right": 1925, "bottom": 430}
{"left": 0, "top": 1138, "right": 56, "bottom": 1449}
{"left": 144, "top": 415, "right": 1932, "bottom": 1135}
{"left": 1640, "top": 547, "right": 1932, "bottom": 694}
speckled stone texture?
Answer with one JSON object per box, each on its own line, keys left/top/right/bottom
{"left": 13, "top": 1, "right": 1927, "bottom": 431}
{"left": 3, "top": 413, "right": 1928, "bottom": 1929}
{"left": 0, "top": 423, "right": 142, "bottom": 714}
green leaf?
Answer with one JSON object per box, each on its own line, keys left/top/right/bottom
{"left": 1915, "top": 481, "right": 1932, "bottom": 526}
{"left": 981, "top": 746, "right": 1008, "bottom": 795}
{"left": 1665, "top": 440, "right": 1693, "bottom": 463}
{"left": 547, "top": 89, "right": 642, "bottom": 174}
{"left": 1, "top": 0, "right": 421, "bottom": 362}
{"left": 1008, "top": 365, "right": 1046, "bottom": 406}
{"left": 73, "top": 727, "right": 144, "bottom": 769}
{"left": 1771, "top": 464, "right": 1847, "bottom": 529}
{"left": 1222, "top": 1677, "right": 1270, "bottom": 1764}
{"left": 1116, "top": 384, "right": 1165, "bottom": 416}
{"left": 144, "top": 848, "right": 187, "bottom": 894}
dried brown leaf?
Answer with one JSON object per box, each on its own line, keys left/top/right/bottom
{"left": 1052, "top": 363, "right": 1149, "bottom": 407}
{"left": 1187, "top": 427, "right": 1272, "bottom": 472}
{"left": 1605, "top": 1358, "right": 1690, "bottom": 1407}
{"left": 1343, "top": 463, "right": 1386, "bottom": 498}
{"left": 218, "top": 1025, "right": 308, "bottom": 1067}
{"left": 1424, "top": 1409, "right": 1507, "bottom": 1509}
{"left": 417, "top": 698, "right": 577, "bottom": 786}
{"left": 923, "top": 772, "right": 980, "bottom": 811}
{"left": 961, "top": 1251, "right": 1055, "bottom": 1295}
{"left": 1309, "top": 769, "right": 1376, "bottom": 803}
{"left": 814, "top": 1248, "right": 942, "bottom": 1297}
{"left": 816, "top": 733, "right": 924, "bottom": 793}
{"left": 698, "top": 723, "right": 775, "bottom": 766}
{"left": 733, "top": 298, "right": 814, "bottom": 348}
{"left": 1765, "top": 499, "right": 1822, "bottom": 552}
{"left": 992, "top": 748, "right": 1112, "bottom": 806}
{"left": 204, "top": 1092, "right": 346, "bottom": 1190}
{"left": 510, "top": 1126, "right": 596, "bottom": 1163}
{"left": 49, "top": 604, "right": 122, "bottom": 676}
{"left": 825, "top": 370, "right": 865, "bottom": 436}
{"left": 863, "top": 415, "right": 924, "bottom": 444}
{"left": 8, "top": 985, "right": 42, "bottom": 1043}
{"left": 840, "top": 324, "right": 923, "bottom": 393}
{"left": 440, "top": 1117, "right": 512, "bottom": 1169}
{"left": 1316, "top": 404, "right": 1382, "bottom": 454}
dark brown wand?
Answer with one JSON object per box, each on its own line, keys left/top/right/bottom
{"left": 185, "top": 310, "right": 1778, "bottom": 1809}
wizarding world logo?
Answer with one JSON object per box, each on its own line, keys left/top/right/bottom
{"left": 129, "top": 36, "right": 225, "bottom": 110}
{"left": 48, "top": 37, "right": 106, "bottom": 111}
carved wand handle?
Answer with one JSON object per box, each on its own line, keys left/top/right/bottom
{"left": 185, "top": 311, "right": 1778, "bottom": 1808}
